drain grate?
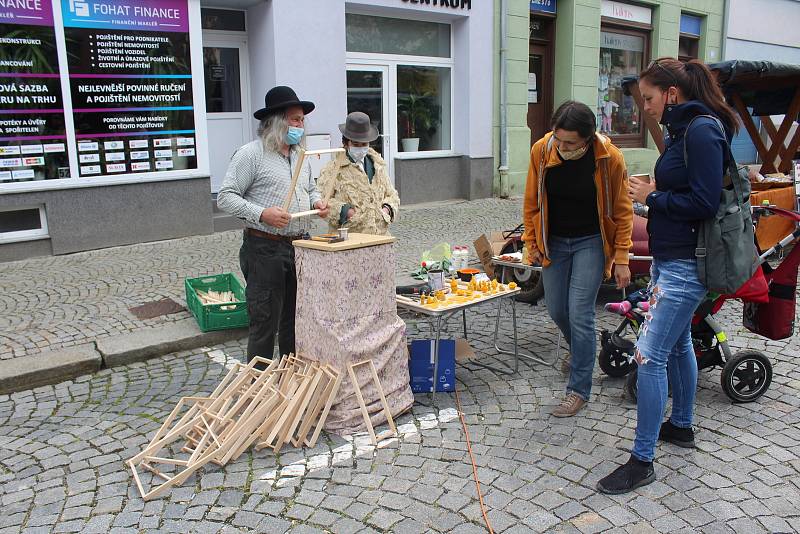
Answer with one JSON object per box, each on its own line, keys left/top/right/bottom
{"left": 129, "top": 298, "right": 187, "bottom": 320}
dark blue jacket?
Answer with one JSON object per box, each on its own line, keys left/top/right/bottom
{"left": 645, "top": 101, "right": 730, "bottom": 259}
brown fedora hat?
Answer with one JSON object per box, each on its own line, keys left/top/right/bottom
{"left": 338, "top": 112, "right": 379, "bottom": 143}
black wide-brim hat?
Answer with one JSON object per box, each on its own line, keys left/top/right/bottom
{"left": 253, "top": 85, "right": 315, "bottom": 120}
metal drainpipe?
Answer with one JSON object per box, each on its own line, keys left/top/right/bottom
{"left": 720, "top": 0, "right": 729, "bottom": 60}
{"left": 498, "top": 0, "right": 509, "bottom": 198}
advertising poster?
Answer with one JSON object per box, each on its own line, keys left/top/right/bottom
{"left": 62, "top": 0, "right": 197, "bottom": 177}
{"left": 0, "top": 0, "right": 70, "bottom": 183}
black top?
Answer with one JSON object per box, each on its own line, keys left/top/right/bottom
{"left": 545, "top": 145, "right": 601, "bottom": 238}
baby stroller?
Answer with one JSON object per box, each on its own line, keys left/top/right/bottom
{"left": 598, "top": 205, "right": 800, "bottom": 403}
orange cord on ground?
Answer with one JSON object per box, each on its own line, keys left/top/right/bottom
{"left": 454, "top": 383, "right": 495, "bottom": 534}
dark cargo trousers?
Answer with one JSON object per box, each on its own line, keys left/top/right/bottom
{"left": 239, "top": 232, "right": 297, "bottom": 363}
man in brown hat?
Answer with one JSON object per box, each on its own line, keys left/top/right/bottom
{"left": 317, "top": 111, "right": 399, "bottom": 236}
{"left": 217, "top": 85, "right": 329, "bottom": 364}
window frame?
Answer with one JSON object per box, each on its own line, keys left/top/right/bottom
{"left": 678, "top": 33, "right": 700, "bottom": 62}
{"left": 345, "top": 12, "right": 456, "bottom": 159}
{"left": 0, "top": 205, "right": 49, "bottom": 244}
{"left": 599, "top": 21, "right": 651, "bottom": 149}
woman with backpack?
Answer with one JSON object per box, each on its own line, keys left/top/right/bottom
{"left": 596, "top": 58, "right": 740, "bottom": 494}
{"left": 522, "top": 101, "right": 633, "bottom": 418}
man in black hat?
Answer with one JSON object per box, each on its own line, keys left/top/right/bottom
{"left": 217, "top": 85, "right": 329, "bottom": 363}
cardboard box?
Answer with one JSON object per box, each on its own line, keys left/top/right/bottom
{"left": 455, "top": 338, "right": 475, "bottom": 362}
{"left": 473, "top": 232, "right": 508, "bottom": 278}
{"left": 409, "top": 339, "right": 455, "bottom": 393}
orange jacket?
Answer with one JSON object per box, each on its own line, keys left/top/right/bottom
{"left": 522, "top": 132, "right": 633, "bottom": 280}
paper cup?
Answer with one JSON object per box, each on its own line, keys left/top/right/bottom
{"left": 427, "top": 269, "right": 445, "bottom": 291}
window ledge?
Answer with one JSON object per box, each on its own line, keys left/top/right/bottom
{"left": 394, "top": 150, "right": 460, "bottom": 160}
{"left": 0, "top": 232, "right": 49, "bottom": 245}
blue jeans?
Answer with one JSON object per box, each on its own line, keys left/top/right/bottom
{"left": 542, "top": 234, "right": 605, "bottom": 401}
{"left": 632, "top": 258, "right": 707, "bottom": 462}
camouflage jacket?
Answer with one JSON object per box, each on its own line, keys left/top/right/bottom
{"left": 317, "top": 148, "right": 400, "bottom": 235}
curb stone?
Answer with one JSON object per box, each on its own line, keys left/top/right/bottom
{"left": 0, "top": 319, "right": 247, "bottom": 394}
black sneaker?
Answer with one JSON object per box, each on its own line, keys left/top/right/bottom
{"left": 658, "top": 420, "right": 695, "bottom": 448}
{"left": 596, "top": 455, "right": 655, "bottom": 495}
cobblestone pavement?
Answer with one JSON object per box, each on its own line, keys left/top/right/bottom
{"left": 1, "top": 291, "right": 800, "bottom": 533}
{"left": 2, "top": 196, "right": 800, "bottom": 532}
{"left": 0, "top": 198, "right": 523, "bottom": 361}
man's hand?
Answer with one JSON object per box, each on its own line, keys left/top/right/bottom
{"left": 614, "top": 264, "right": 631, "bottom": 289}
{"left": 314, "top": 200, "right": 330, "bottom": 219}
{"left": 628, "top": 175, "right": 656, "bottom": 204}
{"left": 347, "top": 207, "right": 356, "bottom": 220}
{"left": 261, "top": 206, "right": 290, "bottom": 228}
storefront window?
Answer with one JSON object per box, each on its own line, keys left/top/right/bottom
{"left": 346, "top": 14, "right": 450, "bottom": 58}
{"left": 397, "top": 66, "right": 451, "bottom": 152}
{"left": 598, "top": 29, "right": 646, "bottom": 144}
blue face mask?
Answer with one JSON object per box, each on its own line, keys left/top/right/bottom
{"left": 285, "top": 126, "right": 304, "bottom": 145}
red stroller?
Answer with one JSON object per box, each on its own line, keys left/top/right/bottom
{"left": 599, "top": 205, "right": 800, "bottom": 403}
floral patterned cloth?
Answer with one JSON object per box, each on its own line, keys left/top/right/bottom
{"left": 294, "top": 242, "right": 413, "bottom": 434}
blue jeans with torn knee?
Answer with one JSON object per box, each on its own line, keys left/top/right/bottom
{"left": 632, "top": 258, "right": 707, "bottom": 462}
{"left": 542, "top": 234, "right": 605, "bottom": 402}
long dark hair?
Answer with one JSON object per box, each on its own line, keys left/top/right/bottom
{"left": 550, "top": 100, "right": 596, "bottom": 139}
{"left": 640, "top": 57, "right": 739, "bottom": 134}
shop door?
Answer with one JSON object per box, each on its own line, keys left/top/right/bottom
{"left": 528, "top": 42, "right": 550, "bottom": 145}
{"left": 203, "top": 36, "right": 250, "bottom": 193}
{"left": 345, "top": 65, "right": 392, "bottom": 182}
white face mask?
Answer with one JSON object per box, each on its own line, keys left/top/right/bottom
{"left": 348, "top": 146, "right": 369, "bottom": 162}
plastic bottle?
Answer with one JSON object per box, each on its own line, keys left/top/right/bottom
{"left": 457, "top": 246, "right": 468, "bottom": 270}
{"left": 447, "top": 246, "right": 456, "bottom": 274}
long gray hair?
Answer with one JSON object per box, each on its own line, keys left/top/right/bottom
{"left": 258, "top": 111, "right": 306, "bottom": 152}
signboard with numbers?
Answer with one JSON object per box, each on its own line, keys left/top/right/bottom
{"left": 0, "top": 0, "right": 70, "bottom": 183}
{"left": 61, "top": 0, "right": 197, "bottom": 177}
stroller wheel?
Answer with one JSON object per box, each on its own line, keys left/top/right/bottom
{"left": 598, "top": 334, "right": 635, "bottom": 378}
{"left": 721, "top": 350, "right": 772, "bottom": 403}
{"left": 624, "top": 368, "right": 638, "bottom": 402}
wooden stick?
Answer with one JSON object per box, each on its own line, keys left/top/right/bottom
{"left": 348, "top": 360, "right": 397, "bottom": 445}
{"left": 290, "top": 209, "right": 321, "bottom": 219}
{"left": 279, "top": 364, "right": 323, "bottom": 449}
{"left": 305, "top": 366, "right": 343, "bottom": 448}
{"left": 144, "top": 456, "right": 189, "bottom": 466}
{"left": 368, "top": 361, "right": 398, "bottom": 437}
{"left": 282, "top": 148, "right": 307, "bottom": 211}
{"left": 292, "top": 367, "right": 332, "bottom": 447}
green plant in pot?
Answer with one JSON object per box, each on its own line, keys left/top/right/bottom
{"left": 398, "top": 92, "right": 440, "bottom": 152}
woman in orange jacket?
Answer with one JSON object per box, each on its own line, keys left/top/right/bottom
{"left": 523, "top": 101, "right": 633, "bottom": 417}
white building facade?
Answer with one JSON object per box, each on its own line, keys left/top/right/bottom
{"left": 0, "top": 0, "right": 494, "bottom": 261}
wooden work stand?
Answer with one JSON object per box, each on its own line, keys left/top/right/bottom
{"left": 293, "top": 232, "right": 413, "bottom": 434}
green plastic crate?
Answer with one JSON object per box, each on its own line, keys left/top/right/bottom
{"left": 185, "top": 273, "right": 249, "bottom": 332}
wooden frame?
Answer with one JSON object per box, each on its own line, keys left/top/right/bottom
{"left": 348, "top": 360, "right": 397, "bottom": 445}
{"left": 733, "top": 87, "right": 800, "bottom": 174}
{"left": 128, "top": 354, "right": 344, "bottom": 500}
{"left": 282, "top": 147, "right": 346, "bottom": 210}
